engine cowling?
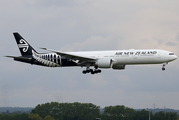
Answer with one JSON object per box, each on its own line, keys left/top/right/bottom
{"left": 95, "top": 58, "right": 112, "bottom": 68}
{"left": 112, "top": 65, "right": 125, "bottom": 70}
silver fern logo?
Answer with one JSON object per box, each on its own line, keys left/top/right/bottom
{"left": 18, "top": 39, "right": 29, "bottom": 52}
{"left": 32, "top": 50, "right": 60, "bottom": 67}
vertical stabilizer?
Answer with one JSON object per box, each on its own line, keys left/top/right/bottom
{"left": 13, "top": 32, "right": 38, "bottom": 56}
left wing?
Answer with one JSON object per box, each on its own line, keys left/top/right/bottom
{"left": 41, "top": 48, "right": 97, "bottom": 65}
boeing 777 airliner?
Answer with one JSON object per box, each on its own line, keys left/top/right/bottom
{"left": 6, "top": 33, "right": 177, "bottom": 74}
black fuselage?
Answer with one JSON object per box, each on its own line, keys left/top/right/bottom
{"left": 14, "top": 56, "right": 78, "bottom": 67}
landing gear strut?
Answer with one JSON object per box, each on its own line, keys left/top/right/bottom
{"left": 82, "top": 66, "right": 101, "bottom": 74}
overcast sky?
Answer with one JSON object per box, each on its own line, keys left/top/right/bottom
{"left": 1, "top": 0, "right": 179, "bottom": 109}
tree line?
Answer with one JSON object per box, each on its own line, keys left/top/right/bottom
{"left": 0, "top": 102, "right": 178, "bottom": 120}
{"left": 0, "top": 107, "right": 33, "bottom": 114}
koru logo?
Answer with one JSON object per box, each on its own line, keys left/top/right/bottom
{"left": 18, "top": 39, "right": 29, "bottom": 52}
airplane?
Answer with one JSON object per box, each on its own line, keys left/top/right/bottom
{"left": 6, "top": 32, "right": 177, "bottom": 74}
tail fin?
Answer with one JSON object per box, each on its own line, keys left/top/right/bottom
{"left": 13, "top": 32, "right": 38, "bottom": 56}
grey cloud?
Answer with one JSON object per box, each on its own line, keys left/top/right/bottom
{"left": 165, "top": 42, "right": 177, "bottom": 46}
{"left": 152, "top": 37, "right": 164, "bottom": 45}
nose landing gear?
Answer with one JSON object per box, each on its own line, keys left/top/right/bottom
{"left": 162, "top": 62, "right": 168, "bottom": 71}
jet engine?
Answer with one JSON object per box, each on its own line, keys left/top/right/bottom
{"left": 95, "top": 58, "right": 113, "bottom": 68}
{"left": 112, "top": 65, "right": 125, "bottom": 70}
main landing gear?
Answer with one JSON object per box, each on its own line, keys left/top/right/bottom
{"left": 82, "top": 66, "right": 101, "bottom": 74}
{"left": 162, "top": 62, "right": 168, "bottom": 71}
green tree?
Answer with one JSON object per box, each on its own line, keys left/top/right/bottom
{"left": 13, "top": 113, "right": 30, "bottom": 120}
{"left": 29, "top": 113, "right": 42, "bottom": 120}
{"left": 101, "top": 105, "right": 136, "bottom": 120}
{"left": 31, "top": 102, "right": 100, "bottom": 120}
{"left": 0, "top": 113, "right": 30, "bottom": 120}
{"left": 168, "top": 112, "right": 177, "bottom": 120}
{"left": 153, "top": 111, "right": 166, "bottom": 120}
{"left": 43, "top": 115, "right": 55, "bottom": 120}
{"left": 134, "top": 109, "right": 152, "bottom": 120}
{"left": 152, "top": 111, "right": 177, "bottom": 120}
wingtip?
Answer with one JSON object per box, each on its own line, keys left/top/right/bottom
{"left": 40, "top": 47, "right": 47, "bottom": 50}
{"left": 13, "top": 32, "right": 19, "bottom": 35}
{"left": 5, "top": 56, "right": 12, "bottom": 58}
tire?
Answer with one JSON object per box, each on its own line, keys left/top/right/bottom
{"left": 82, "top": 70, "right": 87, "bottom": 74}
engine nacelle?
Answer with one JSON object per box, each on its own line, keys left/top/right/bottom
{"left": 95, "top": 58, "right": 112, "bottom": 68}
{"left": 112, "top": 65, "right": 125, "bottom": 70}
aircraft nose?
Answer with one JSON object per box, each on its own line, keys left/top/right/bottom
{"left": 174, "top": 55, "right": 177, "bottom": 60}
{"left": 168, "top": 54, "right": 177, "bottom": 61}
{"left": 171, "top": 55, "right": 177, "bottom": 61}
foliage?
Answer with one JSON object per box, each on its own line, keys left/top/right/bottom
{"left": 31, "top": 102, "right": 100, "bottom": 120}
{"left": 0, "top": 103, "right": 178, "bottom": 120}
{"left": 101, "top": 106, "right": 178, "bottom": 120}
{"left": 0, "top": 113, "right": 30, "bottom": 120}
{"left": 29, "top": 113, "right": 42, "bottom": 120}
{"left": 0, "top": 107, "right": 33, "bottom": 113}
{"left": 152, "top": 111, "right": 177, "bottom": 120}
{"left": 135, "top": 109, "right": 152, "bottom": 120}
{"left": 101, "top": 105, "right": 136, "bottom": 120}
{"left": 43, "top": 115, "right": 55, "bottom": 120}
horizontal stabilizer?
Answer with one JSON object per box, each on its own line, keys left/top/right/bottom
{"left": 5, "top": 56, "right": 32, "bottom": 60}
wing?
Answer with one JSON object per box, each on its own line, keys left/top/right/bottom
{"left": 41, "top": 48, "right": 97, "bottom": 66}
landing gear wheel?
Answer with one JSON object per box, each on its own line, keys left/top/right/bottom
{"left": 162, "top": 67, "right": 165, "bottom": 71}
{"left": 82, "top": 66, "right": 102, "bottom": 74}
{"left": 90, "top": 69, "right": 93, "bottom": 73}
{"left": 82, "top": 70, "right": 87, "bottom": 74}
{"left": 91, "top": 71, "right": 95, "bottom": 74}
{"left": 98, "top": 69, "right": 101, "bottom": 73}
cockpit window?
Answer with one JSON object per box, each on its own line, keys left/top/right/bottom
{"left": 169, "top": 53, "right": 174, "bottom": 55}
